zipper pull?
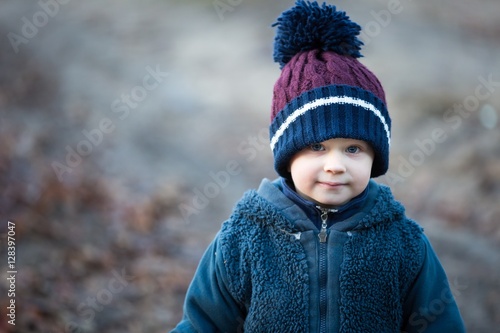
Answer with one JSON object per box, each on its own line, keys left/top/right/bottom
{"left": 318, "top": 210, "right": 328, "bottom": 243}
{"left": 317, "top": 207, "right": 338, "bottom": 243}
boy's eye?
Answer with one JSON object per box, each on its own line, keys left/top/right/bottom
{"left": 309, "top": 143, "right": 324, "bottom": 151}
{"left": 346, "top": 146, "right": 360, "bottom": 154}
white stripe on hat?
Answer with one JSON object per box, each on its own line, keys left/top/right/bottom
{"left": 269, "top": 96, "right": 391, "bottom": 151}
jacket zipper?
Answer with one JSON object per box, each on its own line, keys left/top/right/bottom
{"left": 317, "top": 207, "right": 338, "bottom": 243}
{"left": 316, "top": 207, "right": 337, "bottom": 332}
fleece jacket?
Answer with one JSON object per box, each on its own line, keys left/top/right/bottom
{"left": 171, "top": 179, "right": 465, "bottom": 332}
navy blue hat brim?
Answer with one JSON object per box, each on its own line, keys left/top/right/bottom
{"left": 269, "top": 85, "right": 391, "bottom": 178}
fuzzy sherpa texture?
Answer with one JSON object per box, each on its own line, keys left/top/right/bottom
{"left": 218, "top": 183, "right": 424, "bottom": 332}
{"left": 339, "top": 186, "right": 424, "bottom": 332}
{"left": 219, "top": 190, "right": 310, "bottom": 332}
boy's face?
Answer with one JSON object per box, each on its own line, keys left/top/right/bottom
{"left": 289, "top": 138, "right": 374, "bottom": 208}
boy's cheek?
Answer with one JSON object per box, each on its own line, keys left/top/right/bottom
{"left": 287, "top": 154, "right": 298, "bottom": 172}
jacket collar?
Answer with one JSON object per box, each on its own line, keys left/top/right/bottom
{"left": 256, "top": 178, "right": 384, "bottom": 232}
{"left": 280, "top": 178, "right": 370, "bottom": 227}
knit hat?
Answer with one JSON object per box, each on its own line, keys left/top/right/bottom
{"left": 269, "top": 1, "right": 391, "bottom": 178}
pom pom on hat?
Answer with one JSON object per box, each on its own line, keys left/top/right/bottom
{"left": 269, "top": 1, "right": 392, "bottom": 179}
{"left": 272, "top": 1, "right": 363, "bottom": 68}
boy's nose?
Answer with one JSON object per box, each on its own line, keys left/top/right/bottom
{"left": 323, "top": 151, "right": 346, "bottom": 174}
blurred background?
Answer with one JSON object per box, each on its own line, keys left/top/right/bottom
{"left": 0, "top": 0, "right": 499, "bottom": 332}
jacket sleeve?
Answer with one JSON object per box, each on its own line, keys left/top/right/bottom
{"left": 401, "top": 234, "right": 466, "bottom": 333}
{"left": 170, "top": 234, "right": 246, "bottom": 333}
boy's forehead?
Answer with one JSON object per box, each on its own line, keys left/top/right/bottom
{"left": 316, "top": 138, "right": 371, "bottom": 145}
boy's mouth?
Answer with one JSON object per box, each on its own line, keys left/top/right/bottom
{"left": 317, "top": 181, "right": 346, "bottom": 188}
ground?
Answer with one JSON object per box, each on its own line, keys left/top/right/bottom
{"left": 0, "top": 0, "right": 499, "bottom": 332}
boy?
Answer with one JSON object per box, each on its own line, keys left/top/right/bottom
{"left": 172, "top": 1, "right": 465, "bottom": 332}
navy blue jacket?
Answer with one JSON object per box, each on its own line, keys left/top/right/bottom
{"left": 172, "top": 179, "right": 465, "bottom": 332}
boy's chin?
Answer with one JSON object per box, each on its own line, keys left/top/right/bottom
{"left": 312, "top": 196, "right": 351, "bottom": 208}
